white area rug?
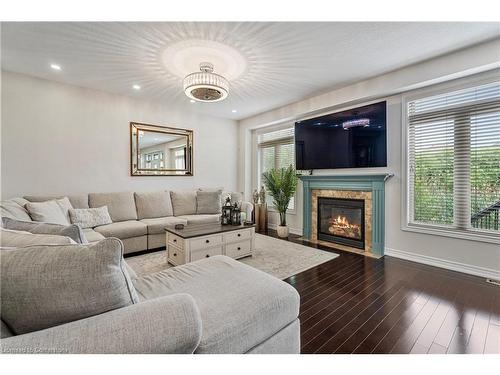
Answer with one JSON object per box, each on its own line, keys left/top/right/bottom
{"left": 126, "top": 233, "right": 339, "bottom": 280}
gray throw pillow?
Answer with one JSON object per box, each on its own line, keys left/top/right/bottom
{"left": 0, "top": 238, "right": 138, "bottom": 335}
{"left": 25, "top": 197, "right": 73, "bottom": 225}
{"left": 69, "top": 206, "right": 112, "bottom": 229}
{"left": 196, "top": 190, "right": 223, "bottom": 214}
{"left": 170, "top": 191, "right": 197, "bottom": 216}
{"left": 1, "top": 217, "right": 87, "bottom": 244}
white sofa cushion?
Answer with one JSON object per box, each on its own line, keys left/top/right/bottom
{"left": 82, "top": 228, "right": 106, "bottom": 243}
{"left": 140, "top": 217, "right": 188, "bottom": 235}
{"left": 89, "top": 192, "right": 137, "bottom": 222}
{"left": 94, "top": 220, "right": 147, "bottom": 239}
{"left": 25, "top": 197, "right": 73, "bottom": 225}
{"left": 0, "top": 228, "right": 76, "bottom": 247}
{"left": 170, "top": 191, "right": 197, "bottom": 216}
{"left": 0, "top": 238, "right": 138, "bottom": 335}
{"left": 69, "top": 206, "right": 112, "bottom": 229}
{"left": 24, "top": 194, "right": 89, "bottom": 209}
{"left": 133, "top": 255, "right": 300, "bottom": 354}
{"left": 134, "top": 191, "right": 173, "bottom": 220}
{"left": 0, "top": 198, "right": 32, "bottom": 221}
{"left": 196, "top": 190, "right": 222, "bottom": 214}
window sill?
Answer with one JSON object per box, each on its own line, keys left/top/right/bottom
{"left": 401, "top": 223, "right": 500, "bottom": 245}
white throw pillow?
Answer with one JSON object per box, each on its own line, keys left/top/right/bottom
{"left": 0, "top": 228, "right": 76, "bottom": 247}
{"left": 69, "top": 206, "right": 113, "bottom": 229}
{"left": 25, "top": 197, "right": 73, "bottom": 225}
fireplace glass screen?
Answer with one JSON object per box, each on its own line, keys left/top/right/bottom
{"left": 317, "top": 197, "right": 365, "bottom": 249}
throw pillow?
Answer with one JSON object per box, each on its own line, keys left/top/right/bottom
{"left": 0, "top": 238, "right": 138, "bottom": 335}
{"left": 1, "top": 217, "right": 87, "bottom": 244}
{"left": 25, "top": 197, "right": 73, "bottom": 225}
{"left": 196, "top": 190, "right": 223, "bottom": 214}
{"left": 170, "top": 191, "right": 197, "bottom": 216}
{"left": 0, "top": 228, "right": 76, "bottom": 247}
{"left": 69, "top": 206, "right": 112, "bottom": 229}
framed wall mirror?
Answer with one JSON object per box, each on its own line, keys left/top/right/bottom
{"left": 130, "top": 122, "right": 193, "bottom": 176}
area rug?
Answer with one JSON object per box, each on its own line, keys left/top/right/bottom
{"left": 126, "top": 233, "right": 339, "bottom": 280}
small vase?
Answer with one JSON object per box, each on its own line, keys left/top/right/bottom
{"left": 277, "top": 225, "right": 289, "bottom": 238}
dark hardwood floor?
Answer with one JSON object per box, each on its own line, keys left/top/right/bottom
{"left": 265, "top": 230, "right": 500, "bottom": 354}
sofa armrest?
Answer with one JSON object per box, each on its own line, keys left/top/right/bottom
{"left": 241, "top": 201, "right": 254, "bottom": 220}
{"left": 1, "top": 294, "right": 202, "bottom": 354}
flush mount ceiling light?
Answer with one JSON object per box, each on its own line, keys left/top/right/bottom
{"left": 183, "top": 62, "right": 229, "bottom": 102}
{"left": 342, "top": 118, "right": 370, "bottom": 130}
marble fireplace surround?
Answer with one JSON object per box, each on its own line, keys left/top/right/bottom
{"left": 299, "top": 174, "right": 389, "bottom": 257}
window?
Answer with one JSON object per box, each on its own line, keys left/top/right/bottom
{"left": 257, "top": 127, "right": 296, "bottom": 210}
{"left": 406, "top": 80, "right": 500, "bottom": 240}
{"left": 174, "top": 149, "right": 185, "bottom": 170}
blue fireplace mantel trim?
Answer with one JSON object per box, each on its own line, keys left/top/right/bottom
{"left": 299, "top": 174, "right": 390, "bottom": 256}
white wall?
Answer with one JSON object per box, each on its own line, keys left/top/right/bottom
{"left": 1, "top": 71, "right": 238, "bottom": 198}
{"left": 238, "top": 39, "right": 500, "bottom": 277}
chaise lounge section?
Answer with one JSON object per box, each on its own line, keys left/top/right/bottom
{"left": 1, "top": 239, "right": 300, "bottom": 354}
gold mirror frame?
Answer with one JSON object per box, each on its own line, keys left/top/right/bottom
{"left": 130, "top": 122, "right": 194, "bottom": 176}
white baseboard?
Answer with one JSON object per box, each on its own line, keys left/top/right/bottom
{"left": 385, "top": 247, "right": 500, "bottom": 280}
{"left": 267, "top": 223, "right": 303, "bottom": 236}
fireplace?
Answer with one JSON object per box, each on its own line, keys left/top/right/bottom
{"left": 317, "top": 197, "right": 365, "bottom": 250}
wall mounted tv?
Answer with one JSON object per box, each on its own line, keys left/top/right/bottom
{"left": 295, "top": 101, "right": 387, "bottom": 170}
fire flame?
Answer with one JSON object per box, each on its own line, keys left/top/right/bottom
{"left": 328, "top": 215, "right": 361, "bottom": 239}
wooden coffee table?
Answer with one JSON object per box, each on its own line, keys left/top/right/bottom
{"left": 165, "top": 223, "right": 255, "bottom": 266}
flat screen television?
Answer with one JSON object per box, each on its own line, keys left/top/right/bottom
{"left": 295, "top": 101, "right": 387, "bottom": 170}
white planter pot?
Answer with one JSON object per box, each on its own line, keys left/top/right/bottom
{"left": 277, "top": 225, "right": 289, "bottom": 238}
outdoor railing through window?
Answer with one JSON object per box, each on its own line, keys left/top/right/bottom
{"left": 407, "top": 79, "right": 500, "bottom": 235}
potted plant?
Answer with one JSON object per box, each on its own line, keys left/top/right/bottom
{"left": 262, "top": 165, "right": 298, "bottom": 238}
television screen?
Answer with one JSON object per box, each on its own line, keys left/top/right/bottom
{"left": 295, "top": 101, "right": 387, "bottom": 170}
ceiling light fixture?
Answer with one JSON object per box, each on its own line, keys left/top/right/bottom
{"left": 232, "top": 109, "right": 237, "bottom": 113}
{"left": 50, "top": 64, "right": 61, "bottom": 71}
{"left": 132, "top": 84, "right": 141, "bottom": 90}
{"left": 342, "top": 118, "right": 370, "bottom": 130}
{"left": 183, "top": 62, "right": 229, "bottom": 102}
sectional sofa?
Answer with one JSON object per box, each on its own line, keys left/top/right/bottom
{"left": 0, "top": 190, "right": 253, "bottom": 254}
{"left": 0, "top": 190, "right": 301, "bottom": 354}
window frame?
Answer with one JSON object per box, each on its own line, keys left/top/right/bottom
{"left": 401, "top": 71, "right": 500, "bottom": 245}
{"left": 255, "top": 124, "right": 297, "bottom": 214}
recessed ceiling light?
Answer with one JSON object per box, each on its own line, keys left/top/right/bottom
{"left": 190, "top": 99, "right": 196, "bottom": 103}
{"left": 50, "top": 64, "right": 61, "bottom": 71}
{"left": 132, "top": 84, "right": 141, "bottom": 90}
{"left": 232, "top": 109, "right": 237, "bottom": 113}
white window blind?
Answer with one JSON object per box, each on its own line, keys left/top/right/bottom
{"left": 258, "top": 128, "right": 295, "bottom": 209}
{"left": 407, "top": 80, "right": 500, "bottom": 235}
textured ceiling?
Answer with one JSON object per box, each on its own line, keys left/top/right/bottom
{"left": 2, "top": 22, "right": 500, "bottom": 120}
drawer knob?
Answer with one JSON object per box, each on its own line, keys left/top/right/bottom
{"left": 206, "top": 239, "right": 210, "bottom": 243}
{"left": 205, "top": 254, "right": 210, "bottom": 258}
{"left": 173, "top": 253, "right": 177, "bottom": 256}
{"left": 237, "top": 233, "right": 241, "bottom": 237}
{"left": 173, "top": 239, "right": 177, "bottom": 242}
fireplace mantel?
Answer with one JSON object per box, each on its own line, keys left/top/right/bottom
{"left": 299, "top": 174, "right": 390, "bottom": 256}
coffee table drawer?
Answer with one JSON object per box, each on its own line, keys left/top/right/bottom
{"left": 167, "top": 233, "right": 185, "bottom": 248}
{"left": 168, "top": 246, "right": 185, "bottom": 265}
{"left": 190, "top": 234, "right": 223, "bottom": 251}
{"left": 190, "top": 246, "right": 223, "bottom": 262}
{"left": 224, "top": 229, "right": 252, "bottom": 243}
{"left": 225, "top": 240, "right": 251, "bottom": 258}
